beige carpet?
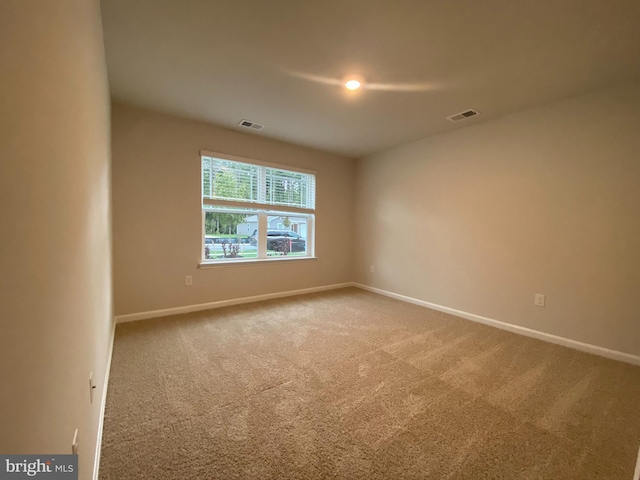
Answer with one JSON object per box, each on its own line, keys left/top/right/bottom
{"left": 100, "top": 288, "right": 640, "bottom": 479}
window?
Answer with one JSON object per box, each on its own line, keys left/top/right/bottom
{"left": 201, "top": 151, "right": 316, "bottom": 263}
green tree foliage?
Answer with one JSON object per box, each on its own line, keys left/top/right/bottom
{"left": 202, "top": 158, "right": 312, "bottom": 236}
{"left": 203, "top": 159, "right": 257, "bottom": 202}
{"left": 204, "top": 166, "right": 252, "bottom": 235}
{"left": 266, "top": 169, "right": 307, "bottom": 207}
{"left": 214, "top": 168, "right": 253, "bottom": 201}
{"left": 204, "top": 212, "right": 247, "bottom": 235}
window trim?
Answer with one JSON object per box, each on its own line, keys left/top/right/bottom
{"left": 201, "top": 197, "right": 314, "bottom": 215}
{"left": 200, "top": 150, "right": 317, "bottom": 176}
{"left": 199, "top": 256, "right": 318, "bottom": 269}
{"left": 200, "top": 151, "right": 316, "bottom": 265}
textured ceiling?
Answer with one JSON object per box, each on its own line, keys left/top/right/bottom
{"left": 101, "top": 0, "right": 640, "bottom": 157}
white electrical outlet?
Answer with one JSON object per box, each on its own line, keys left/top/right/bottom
{"left": 370, "top": 265, "right": 375, "bottom": 273}
{"left": 534, "top": 294, "right": 546, "bottom": 307}
{"left": 89, "top": 373, "right": 95, "bottom": 404}
{"left": 71, "top": 429, "right": 78, "bottom": 455}
{"left": 185, "top": 275, "right": 193, "bottom": 286}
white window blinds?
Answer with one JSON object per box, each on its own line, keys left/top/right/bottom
{"left": 202, "top": 155, "right": 316, "bottom": 212}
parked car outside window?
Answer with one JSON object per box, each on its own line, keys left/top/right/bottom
{"left": 267, "top": 230, "right": 305, "bottom": 253}
{"left": 249, "top": 229, "right": 306, "bottom": 252}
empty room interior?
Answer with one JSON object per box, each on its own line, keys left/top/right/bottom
{"left": 2, "top": 0, "right": 640, "bottom": 479}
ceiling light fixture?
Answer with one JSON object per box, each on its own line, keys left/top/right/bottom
{"left": 344, "top": 78, "right": 362, "bottom": 91}
{"left": 287, "top": 70, "right": 437, "bottom": 93}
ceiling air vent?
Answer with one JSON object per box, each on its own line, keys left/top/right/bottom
{"left": 238, "top": 119, "right": 265, "bottom": 131}
{"left": 447, "top": 109, "right": 480, "bottom": 123}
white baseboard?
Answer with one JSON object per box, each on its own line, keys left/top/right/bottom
{"left": 115, "top": 283, "right": 355, "bottom": 324}
{"left": 353, "top": 283, "right": 640, "bottom": 367}
{"left": 92, "top": 320, "right": 116, "bottom": 480}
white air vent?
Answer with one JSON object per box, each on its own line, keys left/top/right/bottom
{"left": 447, "top": 109, "right": 480, "bottom": 122}
{"left": 238, "top": 119, "right": 265, "bottom": 131}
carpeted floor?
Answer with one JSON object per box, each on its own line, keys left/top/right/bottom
{"left": 100, "top": 288, "right": 640, "bottom": 479}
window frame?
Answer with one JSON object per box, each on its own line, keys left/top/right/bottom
{"left": 199, "top": 151, "right": 316, "bottom": 266}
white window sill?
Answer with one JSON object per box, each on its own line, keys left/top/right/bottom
{"left": 199, "top": 256, "right": 318, "bottom": 269}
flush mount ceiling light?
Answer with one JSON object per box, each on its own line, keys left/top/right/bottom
{"left": 286, "top": 70, "right": 437, "bottom": 94}
{"left": 344, "top": 78, "right": 362, "bottom": 90}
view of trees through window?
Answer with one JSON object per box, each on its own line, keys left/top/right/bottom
{"left": 265, "top": 168, "right": 309, "bottom": 208}
{"left": 202, "top": 154, "right": 315, "bottom": 261}
{"left": 202, "top": 158, "right": 313, "bottom": 209}
{"left": 204, "top": 212, "right": 247, "bottom": 236}
{"left": 202, "top": 158, "right": 258, "bottom": 202}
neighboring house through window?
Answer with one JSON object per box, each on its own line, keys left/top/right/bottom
{"left": 201, "top": 151, "right": 316, "bottom": 262}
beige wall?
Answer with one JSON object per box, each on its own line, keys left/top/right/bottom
{"left": 0, "top": 1, "right": 112, "bottom": 478}
{"left": 112, "top": 103, "right": 355, "bottom": 316}
{"left": 355, "top": 84, "right": 640, "bottom": 357}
